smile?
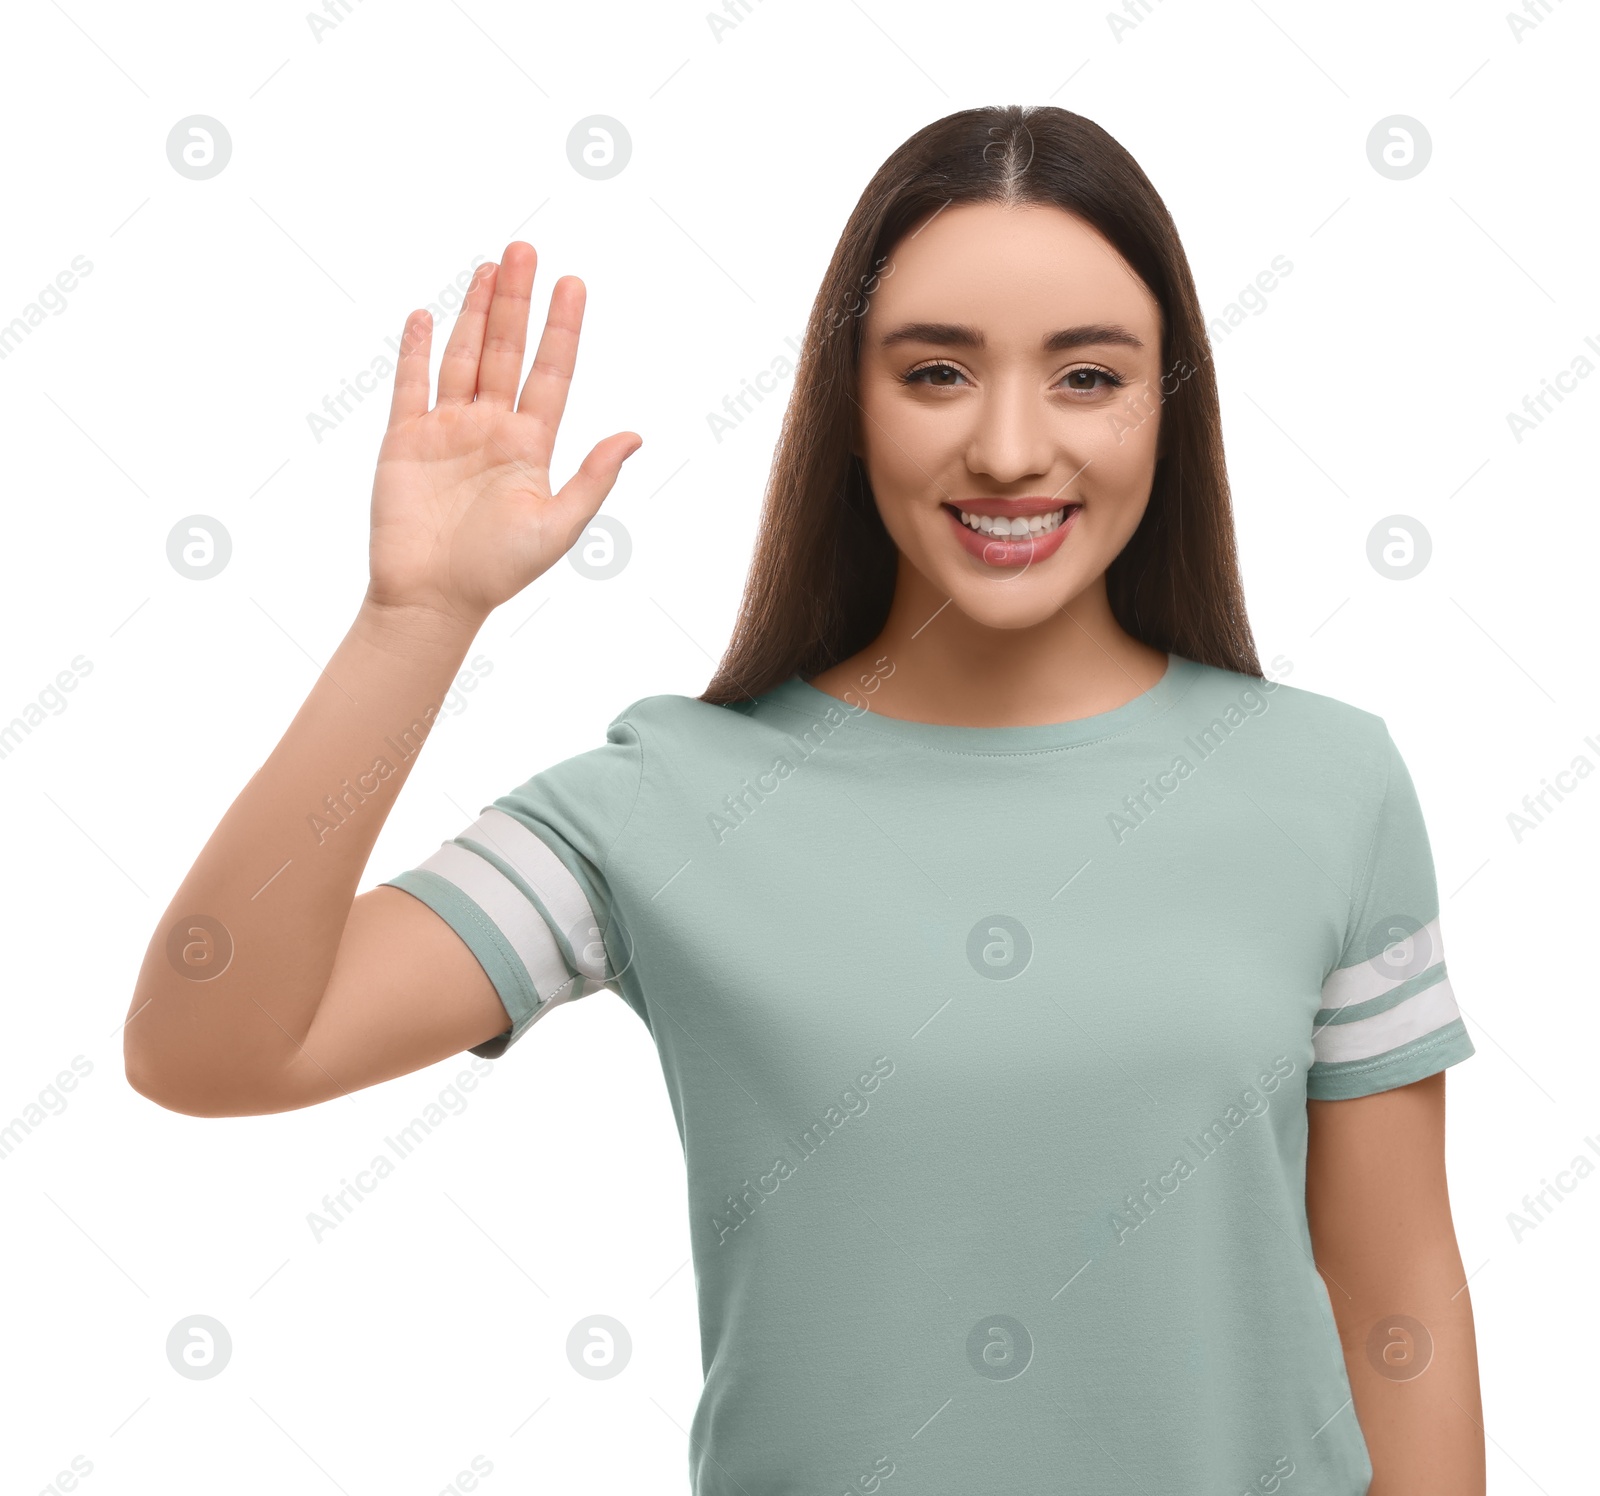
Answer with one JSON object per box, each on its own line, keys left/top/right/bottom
{"left": 955, "top": 506, "right": 1070, "bottom": 537}
{"left": 941, "top": 501, "right": 1081, "bottom": 568}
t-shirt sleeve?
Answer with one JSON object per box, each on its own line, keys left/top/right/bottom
{"left": 379, "top": 712, "right": 645, "bottom": 1060}
{"left": 1306, "top": 722, "right": 1476, "bottom": 1101}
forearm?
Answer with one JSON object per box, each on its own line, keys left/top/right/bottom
{"left": 1325, "top": 1244, "right": 1486, "bottom": 1494}
{"left": 123, "top": 598, "right": 478, "bottom": 1111}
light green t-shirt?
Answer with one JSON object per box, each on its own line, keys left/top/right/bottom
{"left": 382, "top": 652, "right": 1474, "bottom": 1494}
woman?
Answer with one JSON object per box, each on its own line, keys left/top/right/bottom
{"left": 126, "top": 105, "right": 1484, "bottom": 1494}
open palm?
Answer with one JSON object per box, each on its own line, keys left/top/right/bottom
{"left": 366, "top": 242, "right": 641, "bottom": 630}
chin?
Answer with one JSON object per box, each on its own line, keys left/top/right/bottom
{"left": 939, "top": 573, "right": 1090, "bottom": 631}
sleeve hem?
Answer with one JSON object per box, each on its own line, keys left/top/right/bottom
{"left": 1306, "top": 1019, "right": 1475, "bottom": 1100}
{"left": 381, "top": 869, "right": 545, "bottom": 1057}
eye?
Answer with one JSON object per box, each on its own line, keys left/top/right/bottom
{"left": 900, "top": 360, "right": 968, "bottom": 388}
{"left": 898, "top": 361, "right": 1128, "bottom": 393}
{"left": 1058, "top": 365, "right": 1125, "bottom": 394}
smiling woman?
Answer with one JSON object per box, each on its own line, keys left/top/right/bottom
{"left": 126, "top": 102, "right": 1483, "bottom": 1496}
{"left": 701, "top": 107, "right": 1252, "bottom": 719}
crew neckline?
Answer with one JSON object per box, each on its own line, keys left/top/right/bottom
{"left": 766, "top": 653, "right": 1203, "bottom": 754}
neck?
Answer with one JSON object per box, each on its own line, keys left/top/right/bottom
{"left": 815, "top": 563, "right": 1169, "bottom": 728}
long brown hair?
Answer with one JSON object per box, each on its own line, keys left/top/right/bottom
{"left": 699, "top": 104, "right": 1260, "bottom": 705}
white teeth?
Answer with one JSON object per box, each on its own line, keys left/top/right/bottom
{"left": 957, "top": 506, "right": 1069, "bottom": 537}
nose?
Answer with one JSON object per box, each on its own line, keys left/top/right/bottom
{"left": 963, "top": 374, "right": 1059, "bottom": 485}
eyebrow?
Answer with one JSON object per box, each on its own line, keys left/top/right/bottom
{"left": 877, "top": 321, "right": 1146, "bottom": 353}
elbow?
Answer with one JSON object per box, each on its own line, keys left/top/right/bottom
{"left": 123, "top": 1023, "right": 191, "bottom": 1115}
{"left": 123, "top": 1047, "right": 275, "bottom": 1119}
{"left": 124, "top": 1055, "right": 221, "bottom": 1117}
{"left": 120, "top": 986, "right": 306, "bottom": 1118}
{"left": 121, "top": 994, "right": 267, "bottom": 1117}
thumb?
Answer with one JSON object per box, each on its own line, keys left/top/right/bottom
{"left": 553, "top": 432, "right": 643, "bottom": 546}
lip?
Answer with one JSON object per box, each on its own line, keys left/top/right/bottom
{"left": 943, "top": 501, "right": 1080, "bottom": 569}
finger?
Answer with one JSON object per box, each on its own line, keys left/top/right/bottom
{"left": 476, "top": 242, "right": 537, "bottom": 408}
{"left": 515, "top": 276, "right": 585, "bottom": 454}
{"left": 436, "top": 261, "right": 496, "bottom": 405}
{"left": 386, "top": 310, "right": 433, "bottom": 426}
{"left": 553, "top": 431, "right": 643, "bottom": 541}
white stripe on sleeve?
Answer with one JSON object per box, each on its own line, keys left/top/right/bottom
{"left": 1312, "top": 974, "right": 1463, "bottom": 1067}
{"left": 414, "top": 839, "right": 578, "bottom": 1005}
{"left": 454, "top": 809, "right": 610, "bottom": 981}
{"left": 1319, "top": 915, "right": 1443, "bottom": 1012}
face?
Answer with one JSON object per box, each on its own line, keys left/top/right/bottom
{"left": 852, "top": 201, "right": 1168, "bottom": 631}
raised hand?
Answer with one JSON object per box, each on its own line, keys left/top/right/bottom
{"left": 365, "top": 241, "right": 641, "bottom": 633}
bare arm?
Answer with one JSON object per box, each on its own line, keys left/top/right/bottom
{"left": 123, "top": 242, "right": 641, "bottom": 1117}
{"left": 123, "top": 604, "right": 508, "bottom": 1115}
{"left": 1306, "top": 1072, "right": 1486, "bottom": 1496}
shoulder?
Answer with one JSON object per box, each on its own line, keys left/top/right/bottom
{"left": 1176, "top": 657, "right": 1397, "bottom": 798}
{"left": 600, "top": 687, "right": 807, "bottom": 780}
{"left": 1185, "top": 657, "right": 1388, "bottom": 742}
{"left": 608, "top": 689, "right": 771, "bottom": 748}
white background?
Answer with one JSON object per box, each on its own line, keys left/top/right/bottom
{"left": 1, "top": 0, "right": 1594, "bottom": 1492}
